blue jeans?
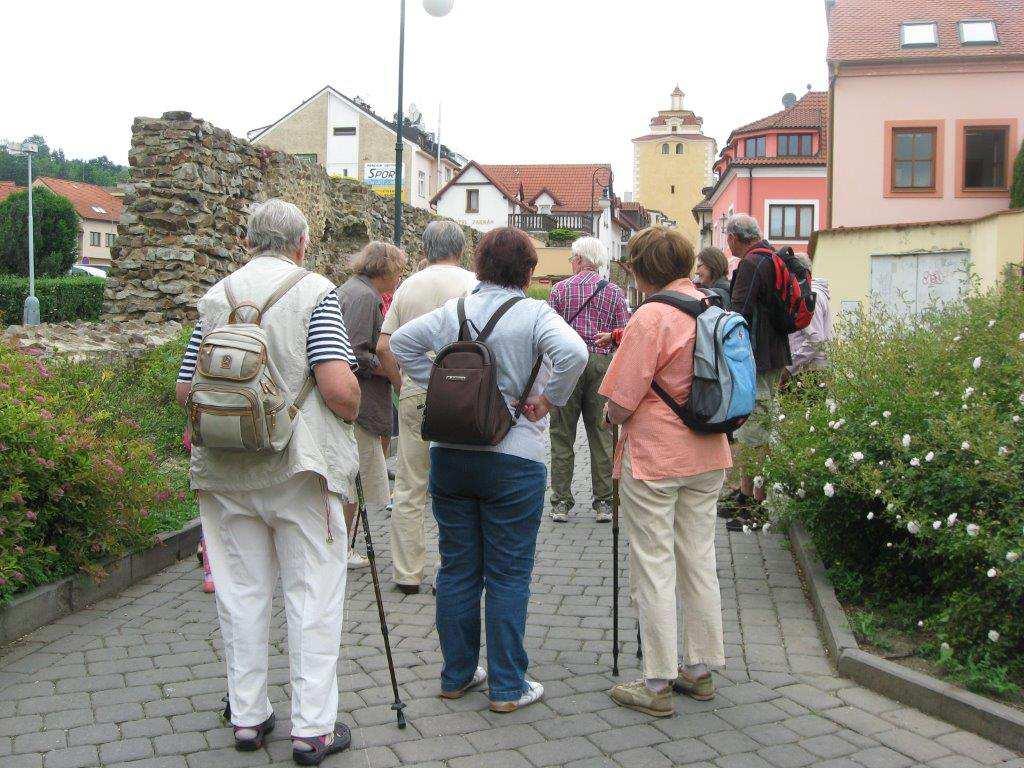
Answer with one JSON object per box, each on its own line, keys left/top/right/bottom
{"left": 429, "top": 448, "right": 546, "bottom": 702}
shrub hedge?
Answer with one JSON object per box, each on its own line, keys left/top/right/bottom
{"left": 0, "top": 275, "right": 104, "bottom": 325}
{"left": 0, "top": 329, "right": 195, "bottom": 605}
{"left": 759, "top": 283, "right": 1024, "bottom": 693}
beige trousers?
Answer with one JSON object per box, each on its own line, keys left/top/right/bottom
{"left": 347, "top": 423, "right": 390, "bottom": 512}
{"left": 620, "top": 452, "right": 727, "bottom": 680}
{"left": 390, "top": 393, "right": 430, "bottom": 585}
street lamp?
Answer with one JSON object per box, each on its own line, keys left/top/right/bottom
{"left": 393, "top": 0, "right": 454, "bottom": 247}
{"left": 5, "top": 139, "right": 41, "bottom": 325}
{"left": 590, "top": 166, "right": 613, "bottom": 238}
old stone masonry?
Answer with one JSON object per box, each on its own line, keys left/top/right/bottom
{"left": 1, "top": 442, "right": 1021, "bottom": 768}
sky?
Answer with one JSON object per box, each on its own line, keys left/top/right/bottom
{"left": 2, "top": 0, "right": 830, "bottom": 197}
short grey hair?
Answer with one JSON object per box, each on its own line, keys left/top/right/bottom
{"left": 571, "top": 236, "right": 609, "bottom": 272}
{"left": 423, "top": 220, "right": 466, "bottom": 264}
{"left": 725, "top": 214, "right": 761, "bottom": 244}
{"left": 247, "top": 198, "right": 309, "bottom": 254}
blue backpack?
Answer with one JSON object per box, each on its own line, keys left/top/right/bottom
{"left": 644, "top": 291, "right": 756, "bottom": 434}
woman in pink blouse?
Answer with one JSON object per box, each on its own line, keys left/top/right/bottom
{"left": 599, "top": 226, "right": 732, "bottom": 718}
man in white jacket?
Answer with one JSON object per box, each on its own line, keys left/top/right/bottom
{"left": 787, "top": 253, "right": 833, "bottom": 376}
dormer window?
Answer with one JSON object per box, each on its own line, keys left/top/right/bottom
{"left": 744, "top": 136, "right": 766, "bottom": 158}
{"left": 959, "top": 20, "right": 998, "bottom": 45}
{"left": 900, "top": 22, "right": 937, "bottom": 48}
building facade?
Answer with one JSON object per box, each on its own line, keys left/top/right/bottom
{"left": 697, "top": 91, "right": 828, "bottom": 255}
{"left": 33, "top": 177, "right": 123, "bottom": 270}
{"left": 827, "top": 0, "right": 1024, "bottom": 228}
{"left": 249, "top": 86, "right": 463, "bottom": 211}
{"left": 632, "top": 86, "right": 716, "bottom": 246}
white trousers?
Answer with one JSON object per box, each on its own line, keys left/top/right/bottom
{"left": 347, "top": 423, "right": 391, "bottom": 512}
{"left": 620, "top": 452, "right": 726, "bottom": 680}
{"left": 199, "top": 471, "right": 347, "bottom": 737}
{"left": 390, "top": 394, "right": 430, "bottom": 585}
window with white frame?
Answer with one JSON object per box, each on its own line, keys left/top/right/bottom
{"left": 105, "top": 233, "right": 116, "bottom": 247}
{"left": 417, "top": 170, "right": 426, "bottom": 198}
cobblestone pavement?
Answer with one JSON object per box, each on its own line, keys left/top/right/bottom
{"left": 1, "top": 436, "right": 1022, "bottom": 768}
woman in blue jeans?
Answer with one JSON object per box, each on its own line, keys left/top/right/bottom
{"left": 390, "top": 227, "right": 587, "bottom": 712}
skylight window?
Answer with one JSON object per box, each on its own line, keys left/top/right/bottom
{"left": 91, "top": 205, "right": 107, "bottom": 214}
{"left": 959, "top": 20, "right": 998, "bottom": 44}
{"left": 900, "top": 22, "right": 938, "bottom": 47}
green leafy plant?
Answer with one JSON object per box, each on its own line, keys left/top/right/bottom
{"left": 0, "top": 136, "right": 130, "bottom": 188}
{"left": 0, "top": 275, "right": 104, "bottom": 324}
{"left": 527, "top": 285, "right": 551, "bottom": 301}
{"left": 548, "top": 227, "right": 581, "bottom": 246}
{"left": 760, "top": 283, "right": 1024, "bottom": 688}
{"left": 1011, "top": 138, "right": 1024, "bottom": 209}
{"left": 0, "top": 187, "right": 80, "bottom": 277}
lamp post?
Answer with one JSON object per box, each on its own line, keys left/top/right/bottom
{"left": 5, "top": 139, "right": 41, "bottom": 325}
{"left": 590, "top": 166, "right": 614, "bottom": 239}
{"left": 394, "top": 0, "right": 454, "bottom": 247}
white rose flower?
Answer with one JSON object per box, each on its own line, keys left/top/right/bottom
{"left": 850, "top": 451, "right": 864, "bottom": 463}
{"left": 1019, "top": 331, "right": 1024, "bottom": 341}
{"left": 883, "top": 410, "right": 892, "bottom": 418}
{"left": 972, "top": 356, "right": 982, "bottom": 370}
{"left": 987, "top": 568, "right": 997, "bottom": 578}
{"left": 886, "top": 542, "right": 893, "bottom": 548}
{"left": 886, "top": 502, "right": 895, "bottom": 511}
{"left": 933, "top": 390, "right": 941, "bottom": 396}
{"left": 988, "top": 630, "right": 1000, "bottom": 642}
{"left": 777, "top": 413, "right": 786, "bottom": 422}
{"left": 901, "top": 434, "right": 911, "bottom": 449}
{"left": 869, "top": 420, "right": 879, "bottom": 427}
{"left": 974, "top": 459, "right": 980, "bottom": 465}
{"left": 917, "top": 620, "right": 924, "bottom": 628}
{"left": 963, "top": 386, "right": 975, "bottom": 399}
{"left": 823, "top": 482, "right": 835, "bottom": 498}
{"left": 907, "top": 521, "right": 920, "bottom": 535}
{"left": 940, "top": 642, "right": 951, "bottom": 652}
{"left": 796, "top": 488, "right": 806, "bottom": 498}
{"left": 809, "top": 448, "right": 817, "bottom": 454}
{"left": 753, "top": 475, "right": 764, "bottom": 489}
{"left": 809, "top": 426, "right": 816, "bottom": 433}
{"left": 932, "top": 520, "right": 941, "bottom": 530}
{"left": 998, "top": 446, "right": 1010, "bottom": 456}
{"left": 826, "top": 399, "right": 837, "bottom": 414}
{"left": 1019, "top": 392, "right": 1024, "bottom": 405}
{"left": 910, "top": 457, "right": 921, "bottom": 467}
{"left": 1006, "top": 551, "right": 1019, "bottom": 563}
{"left": 762, "top": 522, "right": 772, "bottom": 534}
{"left": 966, "top": 523, "right": 980, "bottom": 536}
{"left": 825, "top": 457, "right": 837, "bottom": 471}
{"left": 834, "top": 418, "right": 845, "bottom": 429}
{"left": 987, "top": 319, "right": 996, "bottom": 328}
{"left": 1014, "top": 415, "right": 1021, "bottom": 423}
{"left": 742, "top": 524, "right": 750, "bottom": 534}
{"left": 953, "top": 334, "right": 961, "bottom": 341}
{"left": 866, "top": 512, "right": 874, "bottom": 520}
{"left": 925, "top": 451, "right": 935, "bottom": 462}
{"left": 947, "top": 513, "right": 957, "bottom": 526}
{"left": 772, "top": 482, "right": 784, "bottom": 494}
{"left": 874, "top": 489, "right": 882, "bottom": 496}
{"left": 961, "top": 441, "right": 971, "bottom": 451}
{"left": 827, "top": 420, "right": 835, "bottom": 429}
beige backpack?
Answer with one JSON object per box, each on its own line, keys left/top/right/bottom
{"left": 187, "top": 269, "right": 315, "bottom": 453}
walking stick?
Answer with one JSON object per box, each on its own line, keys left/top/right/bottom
{"left": 355, "top": 474, "right": 408, "bottom": 729}
{"left": 612, "top": 424, "right": 620, "bottom": 677}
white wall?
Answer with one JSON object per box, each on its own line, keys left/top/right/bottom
{"left": 436, "top": 167, "right": 516, "bottom": 232}
{"left": 326, "top": 93, "right": 359, "bottom": 178}
{"left": 411, "top": 151, "right": 433, "bottom": 210}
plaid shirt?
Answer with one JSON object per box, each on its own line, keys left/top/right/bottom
{"left": 548, "top": 271, "right": 630, "bottom": 354}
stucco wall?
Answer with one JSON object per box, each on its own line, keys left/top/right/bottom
{"left": 811, "top": 209, "right": 1024, "bottom": 317}
{"left": 436, "top": 168, "right": 515, "bottom": 232}
{"left": 252, "top": 91, "right": 328, "bottom": 165}
{"left": 832, "top": 69, "right": 1024, "bottom": 228}
{"left": 77, "top": 219, "right": 119, "bottom": 268}
{"left": 634, "top": 138, "right": 713, "bottom": 247}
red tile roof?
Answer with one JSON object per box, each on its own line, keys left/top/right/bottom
{"left": 728, "top": 91, "right": 827, "bottom": 141}
{"left": 34, "top": 177, "right": 123, "bottom": 223}
{"left": 827, "top": 0, "right": 1024, "bottom": 64}
{"left": 478, "top": 163, "right": 613, "bottom": 213}
{"left": 650, "top": 113, "right": 703, "bottom": 127}
{"left": 0, "top": 181, "right": 21, "bottom": 203}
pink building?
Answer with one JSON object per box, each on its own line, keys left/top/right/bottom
{"left": 827, "top": 0, "right": 1024, "bottom": 228}
{"left": 696, "top": 91, "right": 828, "bottom": 255}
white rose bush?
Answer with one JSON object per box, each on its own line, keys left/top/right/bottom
{"left": 758, "top": 285, "right": 1023, "bottom": 695}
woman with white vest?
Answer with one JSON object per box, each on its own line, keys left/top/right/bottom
{"left": 175, "top": 199, "right": 362, "bottom": 765}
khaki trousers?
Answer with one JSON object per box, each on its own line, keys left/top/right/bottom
{"left": 199, "top": 472, "right": 347, "bottom": 736}
{"left": 389, "top": 393, "right": 430, "bottom": 585}
{"left": 620, "top": 452, "right": 726, "bottom": 680}
{"left": 347, "top": 423, "right": 390, "bottom": 512}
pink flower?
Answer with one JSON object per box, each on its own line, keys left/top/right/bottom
{"left": 33, "top": 395, "right": 46, "bottom": 404}
{"left": 25, "top": 510, "right": 37, "bottom": 521}
{"left": 154, "top": 491, "right": 170, "bottom": 503}
{"left": 0, "top": 577, "right": 6, "bottom": 586}
{"left": 11, "top": 492, "right": 24, "bottom": 505}
{"left": 37, "top": 362, "right": 51, "bottom": 379}
{"left": 12, "top": 571, "right": 25, "bottom": 580}
{"left": 139, "top": 507, "right": 150, "bottom": 518}
{"left": 39, "top": 410, "right": 54, "bottom": 421}
{"left": 0, "top": 382, "right": 9, "bottom": 390}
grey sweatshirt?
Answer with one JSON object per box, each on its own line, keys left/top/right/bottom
{"left": 389, "top": 282, "right": 588, "bottom": 464}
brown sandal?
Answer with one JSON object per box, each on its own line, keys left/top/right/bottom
{"left": 291, "top": 723, "right": 352, "bottom": 766}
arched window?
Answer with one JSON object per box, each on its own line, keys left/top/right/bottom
{"left": 675, "top": 143, "right": 684, "bottom": 154}
{"left": 661, "top": 143, "right": 669, "bottom": 155}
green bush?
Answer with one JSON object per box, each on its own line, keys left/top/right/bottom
{"left": 760, "top": 284, "right": 1024, "bottom": 692}
{"left": 527, "top": 285, "right": 551, "bottom": 301}
{"left": 0, "top": 187, "right": 80, "bottom": 277}
{"left": 1011, "top": 138, "right": 1024, "bottom": 209}
{"left": 0, "top": 330, "right": 196, "bottom": 605}
{"left": 548, "top": 227, "right": 580, "bottom": 246}
{"left": 0, "top": 275, "right": 104, "bottom": 324}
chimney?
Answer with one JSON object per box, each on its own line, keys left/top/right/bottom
{"left": 782, "top": 92, "right": 798, "bottom": 109}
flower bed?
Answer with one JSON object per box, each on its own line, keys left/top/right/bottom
{"left": 0, "top": 329, "right": 195, "bottom": 605}
{"left": 760, "top": 284, "right": 1023, "bottom": 698}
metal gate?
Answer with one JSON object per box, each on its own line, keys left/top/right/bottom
{"left": 869, "top": 250, "right": 970, "bottom": 318}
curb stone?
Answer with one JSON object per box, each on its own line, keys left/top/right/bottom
{"left": 0, "top": 518, "right": 202, "bottom": 648}
{"left": 789, "top": 521, "right": 1024, "bottom": 753}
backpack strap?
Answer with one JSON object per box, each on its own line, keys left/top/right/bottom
{"left": 642, "top": 290, "right": 711, "bottom": 317}
{"left": 565, "top": 279, "right": 609, "bottom": 327}
{"left": 511, "top": 355, "right": 545, "bottom": 422}
{"left": 224, "top": 268, "right": 310, "bottom": 326}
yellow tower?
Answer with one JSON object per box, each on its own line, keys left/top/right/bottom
{"left": 632, "top": 86, "right": 716, "bottom": 247}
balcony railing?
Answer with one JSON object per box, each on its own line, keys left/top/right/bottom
{"left": 508, "top": 212, "right": 594, "bottom": 233}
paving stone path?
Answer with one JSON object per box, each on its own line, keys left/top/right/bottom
{"left": 1, "top": 436, "right": 1021, "bottom": 768}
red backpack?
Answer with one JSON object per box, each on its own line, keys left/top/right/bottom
{"left": 746, "top": 245, "right": 816, "bottom": 333}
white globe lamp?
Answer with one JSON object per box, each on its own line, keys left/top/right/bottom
{"left": 423, "top": 0, "right": 454, "bottom": 17}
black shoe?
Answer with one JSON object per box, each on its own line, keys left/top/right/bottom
{"left": 292, "top": 723, "right": 352, "bottom": 766}
{"left": 395, "top": 583, "right": 420, "bottom": 595}
{"left": 234, "top": 712, "right": 275, "bottom": 751}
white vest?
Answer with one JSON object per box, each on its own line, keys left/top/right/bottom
{"left": 190, "top": 253, "right": 357, "bottom": 496}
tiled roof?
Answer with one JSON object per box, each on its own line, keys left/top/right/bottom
{"left": 827, "top": 0, "right": 1024, "bottom": 63}
{"left": 0, "top": 181, "right": 21, "bottom": 203}
{"left": 35, "top": 177, "right": 124, "bottom": 223}
{"left": 650, "top": 113, "right": 702, "bottom": 127}
{"left": 726, "top": 155, "right": 827, "bottom": 168}
{"left": 729, "top": 91, "right": 827, "bottom": 140}
{"left": 477, "top": 163, "right": 613, "bottom": 213}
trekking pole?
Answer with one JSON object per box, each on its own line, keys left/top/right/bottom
{"left": 355, "top": 474, "right": 407, "bottom": 729}
{"left": 612, "top": 424, "right": 620, "bottom": 677}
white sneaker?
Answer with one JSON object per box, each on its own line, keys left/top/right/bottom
{"left": 490, "top": 679, "right": 544, "bottom": 713}
{"left": 550, "top": 503, "right": 570, "bottom": 523}
{"left": 439, "top": 666, "right": 487, "bottom": 699}
{"left": 347, "top": 550, "right": 370, "bottom": 569}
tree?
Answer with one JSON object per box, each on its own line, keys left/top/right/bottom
{"left": 1011, "top": 138, "right": 1024, "bottom": 210}
{"left": 0, "top": 187, "right": 80, "bottom": 277}
{"left": 0, "top": 136, "right": 129, "bottom": 188}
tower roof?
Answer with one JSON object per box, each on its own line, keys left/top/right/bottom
{"left": 671, "top": 84, "right": 684, "bottom": 96}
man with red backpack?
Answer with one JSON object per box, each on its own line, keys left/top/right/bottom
{"left": 722, "top": 214, "right": 814, "bottom": 518}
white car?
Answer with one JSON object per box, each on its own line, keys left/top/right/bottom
{"left": 68, "top": 264, "right": 108, "bottom": 278}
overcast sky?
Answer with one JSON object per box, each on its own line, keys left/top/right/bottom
{"left": 4, "top": 0, "right": 829, "bottom": 196}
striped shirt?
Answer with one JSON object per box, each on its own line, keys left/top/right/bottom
{"left": 176, "top": 288, "right": 357, "bottom": 382}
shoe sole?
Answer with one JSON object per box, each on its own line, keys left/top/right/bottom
{"left": 609, "top": 696, "right": 674, "bottom": 717}
{"left": 439, "top": 676, "right": 486, "bottom": 700}
{"left": 292, "top": 729, "right": 352, "bottom": 766}
{"left": 673, "top": 686, "right": 715, "bottom": 701}
{"left": 489, "top": 691, "right": 544, "bottom": 713}
{"left": 235, "top": 714, "right": 275, "bottom": 751}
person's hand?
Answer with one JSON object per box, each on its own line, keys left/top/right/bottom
{"left": 518, "top": 394, "right": 553, "bottom": 422}
{"left": 595, "top": 332, "right": 613, "bottom": 348}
